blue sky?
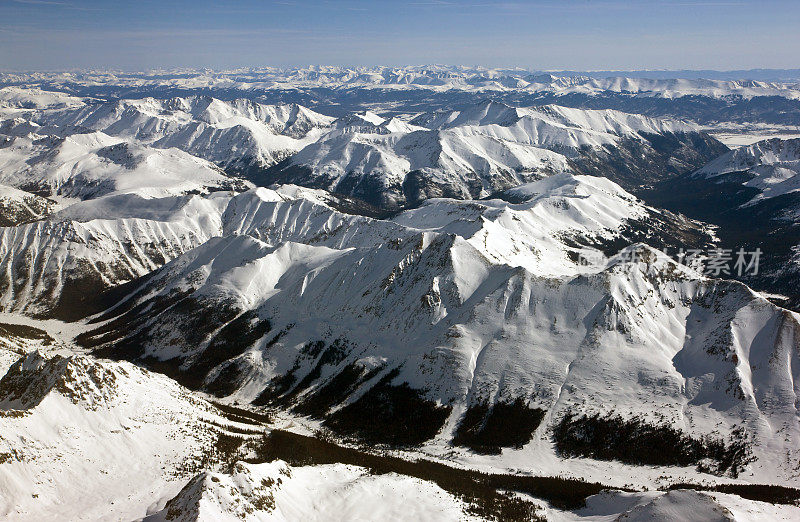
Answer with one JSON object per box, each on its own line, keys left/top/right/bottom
{"left": 1, "top": 0, "right": 798, "bottom": 71}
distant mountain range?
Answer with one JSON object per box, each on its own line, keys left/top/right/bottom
{"left": 3, "top": 66, "right": 799, "bottom": 95}
{"left": 4, "top": 67, "right": 800, "bottom": 125}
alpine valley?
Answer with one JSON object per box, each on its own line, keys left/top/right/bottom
{"left": 0, "top": 68, "right": 799, "bottom": 522}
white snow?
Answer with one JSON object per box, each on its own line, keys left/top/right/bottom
{"left": 279, "top": 99, "right": 699, "bottom": 204}
{"left": 7, "top": 68, "right": 798, "bottom": 100}
{"left": 0, "top": 351, "right": 259, "bottom": 522}
{"left": 146, "top": 460, "right": 481, "bottom": 522}
{"left": 31, "top": 96, "right": 335, "bottom": 170}
{"left": 549, "top": 489, "right": 800, "bottom": 521}
{"left": 0, "top": 119, "right": 246, "bottom": 201}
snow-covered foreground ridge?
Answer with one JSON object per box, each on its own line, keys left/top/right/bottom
{"left": 147, "top": 459, "right": 482, "bottom": 522}
{"left": 147, "top": 458, "right": 800, "bottom": 522}
{"left": 0, "top": 350, "right": 268, "bottom": 521}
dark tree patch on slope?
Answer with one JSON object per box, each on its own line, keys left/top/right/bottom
{"left": 323, "top": 368, "right": 452, "bottom": 447}
{"left": 567, "top": 132, "right": 727, "bottom": 190}
{"left": 288, "top": 338, "right": 351, "bottom": 397}
{"left": 251, "top": 339, "right": 324, "bottom": 407}
{"left": 77, "top": 287, "right": 194, "bottom": 349}
{"left": 45, "top": 261, "right": 114, "bottom": 322}
{"left": 293, "top": 362, "right": 385, "bottom": 418}
{"left": 452, "top": 398, "right": 546, "bottom": 454}
{"left": 0, "top": 323, "right": 52, "bottom": 343}
{"left": 666, "top": 482, "right": 800, "bottom": 505}
{"left": 202, "top": 359, "right": 252, "bottom": 398}
{"left": 193, "top": 310, "right": 272, "bottom": 395}
{"left": 553, "top": 412, "right": 753, "bottom": 477}
{"left": 253, "top": 337, "right": 363, "bottom": 409}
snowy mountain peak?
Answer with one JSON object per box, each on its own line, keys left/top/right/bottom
{"left": 0, "top": 121, "right": 248, "bottom": 200}
{"left": 28, "top": 96, "right": 335, "bottom": 172}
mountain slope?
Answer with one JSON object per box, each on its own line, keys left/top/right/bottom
{"left": 33, "top": 96, "right": 335, "bottom": 173}
{"left": 261, "top": 101, "right": 726, "bottom": 208}
{"left": 694, "top": 137, "right": 800, "bottom": 205}
{"left": 80, "top": 229, "right": 800, "bottom": 482}
{"left": 73, "top": 176, "right": 800, "bottom": 485}
{"left": 0, "top": 185, "right": 54, "bottom": 226}
{"left": 148, "top": 460, "right": 480, "bottom": 522}
{"left": 0, "top": 118, "right": 247, "bottom": 200}
{"left": 0, "top": 86, "right": 85, "bottom": 117}
{"left": 0, "top": 192, "right": 230, "bottom": 319}
{"left": 0, "top": 115, "right": 255, "bottom": 320}
{"left": 0, "top": 350, "right": 263, "bottom": 521}
{"left": 643, "top": 137, "right": 800, "bottom": 310}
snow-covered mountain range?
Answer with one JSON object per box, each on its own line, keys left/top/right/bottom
{"left": 0, "top": 118, "right": 245, "bottom": 200}
{"left": 75, "top": 179, "right": 798, "bottom": 487}
{"left": 3, "top": 67, "right": 799, "bottom": 99}
{"left": 694, "top": 138, "right": 800, "bottom": 205}
{"left": 1, "top": 81, "right": 799, "bottom": 521}
{"left": 28, "top": 95, "right": 335, "bottom": 173}
{"left": 261, "top": 101, "right": 725, "bottom": 207}
{"left": 3, "top": 92, "right": 726, "bottom": 209}
{"left": 5, "top": 68, "right": 800, "bottom": 128}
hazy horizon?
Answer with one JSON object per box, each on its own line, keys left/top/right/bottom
{"left": 2, "top": 0, "right": 799, "bottom": 71}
